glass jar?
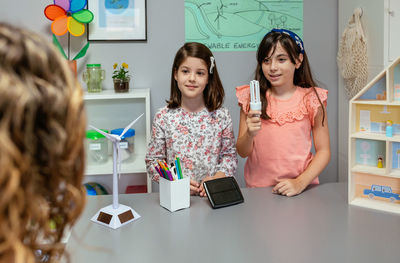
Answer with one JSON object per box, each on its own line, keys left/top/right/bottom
{"left": 83, "top": 64, "right": 105, "bottom": 93}
{"left": 86, "top": 129, "right": 109, "bottom": 164}
{"left": 111, "top": 128, "right": 135, "bottom": 162}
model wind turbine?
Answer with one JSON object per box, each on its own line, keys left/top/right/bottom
{"left": 89, "top": 113, "right": 144, "bottom": 229}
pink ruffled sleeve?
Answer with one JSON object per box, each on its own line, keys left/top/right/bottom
{"left": 305, "top": 87, "right": 328, "bottom": 126}
{"left": 235, "top": 85, "right": 251, "bottom": 114}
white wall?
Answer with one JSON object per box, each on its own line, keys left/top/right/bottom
{"left": 338, "top": 0, "right": 390, "bottom": 182}
{"left": 0, "top": 0, "right": 339, "bottom": 189}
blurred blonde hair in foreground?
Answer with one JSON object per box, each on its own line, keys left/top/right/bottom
{"left": 0, "top": 22, "right": 86, "bottom": 263}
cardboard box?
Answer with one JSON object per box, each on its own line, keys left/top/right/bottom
{"left": 159, "top": 176, "right": 190, "bottom": 212}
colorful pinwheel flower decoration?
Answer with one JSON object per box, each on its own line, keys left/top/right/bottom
{"left": 44, "top": 0, "right": 94, "bottom": 60}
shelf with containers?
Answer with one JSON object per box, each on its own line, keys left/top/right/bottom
{"left": 348, "top": 56, "right": 400, "bottom": 214}
{"left": 84, "top": 89, "right": 151, "bottom": 193}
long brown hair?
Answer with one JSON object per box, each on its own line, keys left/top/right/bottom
{"left": 255, "top": 31, "right": 325, "bottom": 125}
{"left": 0, "top": 23, "right": 86, "bottom": 262}
{"left": 167, "top": 42, "right": 225, "bottom": 111}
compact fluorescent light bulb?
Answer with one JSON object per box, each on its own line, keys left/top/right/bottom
{"left": 250, "top": 80, "right": 261, "bottom": 111}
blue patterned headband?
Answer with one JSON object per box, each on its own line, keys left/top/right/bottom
{"left": 268, "top": 28, "right": 304, "bottom": 54}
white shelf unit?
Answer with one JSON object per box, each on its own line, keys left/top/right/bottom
{"left": 84, "top": 89, "right": 151, "bottom": 193}
{"left": 348, "top": 57, "right": 400, "bottom": 214}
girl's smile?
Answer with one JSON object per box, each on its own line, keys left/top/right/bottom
{"left": 186, "top": 84, "right": 199, "bottom": 90}
{"left": 268, "top": 73, "right": 282, "bottom": 82}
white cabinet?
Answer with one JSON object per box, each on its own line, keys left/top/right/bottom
{"left": 83, "top": 89, "right": 151, "bottom": 193}
{"left": 348, "top": 57, "right": 400, "bottom": 214}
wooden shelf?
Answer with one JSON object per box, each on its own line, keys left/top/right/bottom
{"left": 350, "top": 197, "right": 400, "bottom": 214}
{"left": 84, "top": 88, "right": 150, "bottom": 100}
{"left": 350, "top": 132, "right": 387, "bottom": 141}
{"left": 349, "top": 56, "right": 400, "bottom": 213}
{"left": 352, "top": 100, "right": 388, "bottom": 105}
{"left": 351, "top": 165, "right": 386, "bottom": 176}
{"left": 389, "top": 169, "right": 400, "bottom": 178}
{"left": 352, "top": 100, "right": 400, "bottom": 106}
{"left": 350, "top": 132, "right": 400, "bottom": 142}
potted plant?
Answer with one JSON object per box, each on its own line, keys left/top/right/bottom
{"left": 112, "top": 63, "right": 131, "bottom": 93}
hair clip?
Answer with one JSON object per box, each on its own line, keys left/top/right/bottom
{"left": 250, "top": 80, "right": 261, "bottom": 111}
{"left": 269, "top": 28, "right": 304, "bottom": 54}
{"left": 210, "top": 56, "right": 215, "bottom": 74}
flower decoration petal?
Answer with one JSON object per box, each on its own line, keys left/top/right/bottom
{"left": 51, "top": 15, "right": 68, "bottom": 36}
{"left": 70, "top": 0, "right": 87, "bottom": 13}
{"left": 54, "top": 0, "right": 70, "bottom": 13}
{"left": 44, "top": 5, "right": 66, "bottom": 21}
{"left": 72, "top": 9, "right": 94, "bottom": 24}
{"left": 67, "top": 17, "right": 85, "bottom": 37}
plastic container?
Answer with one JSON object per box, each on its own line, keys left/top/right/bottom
{"left": 82, "top": 64, "right": 105, "bottom": 93}
{"left": 111, "top": 128, "right": 135, "bottom": 162}
{"left": 86, "top": 129, "right": 109, "bottom": 164}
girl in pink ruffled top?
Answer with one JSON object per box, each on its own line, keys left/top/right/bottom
{"left": 236, "top": 29, "right": 331, "bottom": 196}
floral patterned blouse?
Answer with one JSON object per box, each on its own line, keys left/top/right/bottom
{"left": 145, "top": 106, "right": 238, "bottom": 183}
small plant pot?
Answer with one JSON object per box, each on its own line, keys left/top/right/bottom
{"left": 113, "top": 78, "right": 130, "bottom": 93}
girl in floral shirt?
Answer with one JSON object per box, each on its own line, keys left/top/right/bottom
{"left": 145, "top": 42, "right": 237, "bottom": 196}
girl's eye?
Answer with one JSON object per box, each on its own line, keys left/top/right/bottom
{"left": 182, "top": 69, "right": 189, "bottom": 74}
{"left": 263, "top": 59, "right": 270, "bottom": 64}
{"left": 279, "top": 58, "right": 287, "bottom": 62}
{"left": 197, "top": 71, "right": 205, "bottom": 76}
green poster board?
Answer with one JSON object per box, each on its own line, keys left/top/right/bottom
{"left": 185, "top": 0, "right": 303, "bottom": 51}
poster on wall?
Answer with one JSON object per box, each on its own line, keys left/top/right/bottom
{"left": 88, "top": 0, "right": 147, "bottom": 41}
{"left": 185, "top": 0, "right": 303, "bottom": 51}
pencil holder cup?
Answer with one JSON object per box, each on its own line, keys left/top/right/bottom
{"left": 159, "top": 176, "right": 190, "bottom": 212}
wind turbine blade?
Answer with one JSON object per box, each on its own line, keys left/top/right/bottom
{"left": 89, "top": 125, "right": 114, "bottom": 141}
{"left": 119, "top": 113, "right": 144, "bottom": 139}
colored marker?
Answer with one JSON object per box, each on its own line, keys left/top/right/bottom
{"left": 158, "top": 160, "right": 167, "bottom": 171}
{"left": 163, "top": 160, "right": 170, "bottom": 170}
{"left": 154, "top": 165, "right": 164, "bottom": 178}
{"left": 166, "top": 170, "right": 174, "bottom": 181}
{"left": 157, "top": 161, "right": 169, "bottom": 180}
{"left": 175, "top": 167, "right": 180, "bottom": 180}
{"left": 176, "top": 156, "right": 183, "bottom": 178}
{"left": 174, "top": 160, "right": 181, "bottom": 179}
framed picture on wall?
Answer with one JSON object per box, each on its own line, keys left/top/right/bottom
{"left": 87, "top": 0, "right": 147, "bottom": 41}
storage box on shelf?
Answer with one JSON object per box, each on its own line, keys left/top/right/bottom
{"left": 348, "top": 56, "right": 400, "bottom": 214}
{"left": 84, "top": 89, "right": 151, "bottom": 193}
